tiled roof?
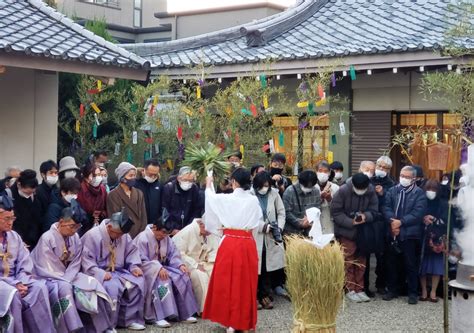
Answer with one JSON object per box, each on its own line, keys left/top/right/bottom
{"left": 123, "top": 0, "right": 473, "bottom": 69}
{"left": 0, "top": 0, "right": 151, "bottom": 70}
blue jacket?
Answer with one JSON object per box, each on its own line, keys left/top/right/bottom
{"left": 382, "top": 185, "right": 427, "bottom": 240}
{"left": 135, "top": 178, "right": 162, "bottom": 225}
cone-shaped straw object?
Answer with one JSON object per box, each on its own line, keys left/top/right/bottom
{"left": 285, "top": 236, "right": 345, "bottom": 333}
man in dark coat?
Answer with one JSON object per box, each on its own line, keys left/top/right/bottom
{"left": 35, "top": 160, "right": 59, "bottom": 224}
{"left": 382, "top": 165, "right": 427, "bottom": 305}
{"left": 135, "top": 159, "right": 162, "bottom": 225}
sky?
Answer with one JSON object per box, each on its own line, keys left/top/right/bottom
{"left": 167, "top": 0, "right": 297, "bottom": 12}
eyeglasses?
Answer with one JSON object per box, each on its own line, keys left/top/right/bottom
{"left": 62, "top": 223, "right": 82, "bottom": 230}
{"left": 376, "top": 164, "right": 391, "bottom": 170}
{"left": 0, "top": 216, "right": 16, "bottom": 222}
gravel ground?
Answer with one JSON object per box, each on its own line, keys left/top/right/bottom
{"left": 119, "top": 294, "right": 446, "bottom": 333}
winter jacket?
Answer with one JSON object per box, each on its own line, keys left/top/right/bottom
{"left": 282, "top": 183, "right": 321, "bottom": 236}
{"left": 36, "top": 181, "right": 58, "bottom": 225}
{"left": 330, "top": 182, "right": 379, "bottom": 241}
{"left": 45, "top": 190, "right": 69, "bottom": 232}
{"left": 135, "top": 178, "right": 162, "bottom": 225}
{"left": 382, "top": 184, "right": 427, "bottom": 241}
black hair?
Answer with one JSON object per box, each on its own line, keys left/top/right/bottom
{"left": 316, "top": 161, "right": 335, "bottom": 182}
{"left": 352, "top": 173, "right": 370, "bottom": 190}
{"left": 250, "top": 164, "right": 265, "bottom": 177}
{"left": 155, "top": 216, "right": 172, "bottom": 232}
{"left": 271, "top": 153, "right": 286, "bottom": 164}
{"left": 60, "top": 177, "right": 81, "bottom": 194}
{"left": 144, "top": 159, "right": 160, "bottom": 168}
{"left": 93, "top": 150, "right": 108, "bottom": 158}
{"left": 297, "top": 170, "right": 317, "bottom": 187}
{"left": 230, "top": 167, "right": 251, "bottom": 190}
{"left": 252, "top": 171, "right": 272, "bottom": 191}
{"left": 17, "top": 169, "right": 38, "bottom": 189}
{"left": 330, "top": 161, "right": 344, "bottom": 171}
{"left": 39, "top": 160, "right": 58, "bottom": 175}
{"left": 82, "top": 163, "right": 100, "bottom": 180}
{"left": 412, "top": 164, "right": 424, "bottom": 178}
{"left": 228, "top": 151, "right": 243, "bottom": 160}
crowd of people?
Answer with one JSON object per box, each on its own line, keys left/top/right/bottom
{"left": 0, "top": 149, "right": 469, "bottom": 332}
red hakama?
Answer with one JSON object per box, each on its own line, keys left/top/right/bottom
{"left": 202, "top": 229, "right": 258, "bottom": 330}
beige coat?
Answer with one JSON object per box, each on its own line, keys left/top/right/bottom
{"left": 319, "top": 182, "right": 340, "bottom": 234}
{"left": 252, "top": 188, "right": 286, "bottom": 273}
{"left": 106, "top": 185, "right": 147, "bottom": 239}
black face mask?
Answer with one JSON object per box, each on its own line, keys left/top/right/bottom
{"left": 270, "top": 167, "right": 283, "bottom": 176}
{"left": 122, "top": 178, "right": 136, "bottom": 188}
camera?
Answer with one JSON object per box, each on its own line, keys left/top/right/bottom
{"left": 354, "top": 212, "right": 363, "bottom": 223}
{"left": 269, "top": 221, "right": 283, "bottom": 243}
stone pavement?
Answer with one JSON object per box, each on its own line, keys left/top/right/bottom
{"left": 120, "top": 294, "right": 446, "bottom": 332}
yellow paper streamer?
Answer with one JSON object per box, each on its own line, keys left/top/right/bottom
{"left": 90, "top": 102, "right": 101, "bottom": 114}
{"left": 316, "top": 99, "right": 327, "bottom": 107}
{"left": 167, "top": 159, "right": 174, "bottom": 170}
{"left": 196, "top": 86, "right": 201, "bottom": 99}
{"left": 155, "top": 119, "right": 161, "bottom": 127}
{"left": 263, "top": 95, "right": 269, "bottom": 109}
{"left": 153, "top": 95, "right": 158, "bottom": 106}
{"left": 240, "top": 145, "right": 244, "bottom": 162}
{"left": 182, "top": 107, "right": 194, "bottom": 116}
{"left": 97, "top": 80, "right": 102, "bottom": 91}
{"left": 327, "top": 151, "right": 334, "bottom": 164}
{"left": 75, "top": 120, "right": 80, "bottom": 133}
{"left": 297, "top": 101, "right": 309, "bottom": 108}
{"left": 225, "top": 106, "right": 233, "bottom": 117}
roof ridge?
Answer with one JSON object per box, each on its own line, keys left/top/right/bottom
{"left": 121, "top": 0, "right": 311, "bottom": 57}
{"left": 27, "top": 0, "right": 151, "bottom": 69}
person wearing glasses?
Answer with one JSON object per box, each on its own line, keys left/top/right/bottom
{"left": 0, "top": 194, "right": 55, "bottom": 333}
{"left": 31, "top": 207, "right": 115, "bottom": 333}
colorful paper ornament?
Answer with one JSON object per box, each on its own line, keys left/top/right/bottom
{"left": 331, "top": 134, "right": 337, "bottom": 145}
{"left": 196, "top": 86, "right": 201, "bottom": 99}
{"left": 94, "top": 113, "right": 100, "bottom": 126}
{"left": 339, "top": 122, "right": 346, "bottom": 135}
{"left": 182, "top": 107, "right": 194, "bottom": 116}
{"left": 79, "top": 104, "right": 85, "bottom": 118}
{"left": 126, "top": 149, "right": 133, "bottom": 163}
{"left": 312, "top": 140, "right": 322, "bottom": 154}
{"left": 155, "top": 119, "right": 161, "bottom": 127}
{"left": 154, "top": 143, "right": 160, "bottom": 154}
{"left": 263, "top": 95, "right": 269, "bottom": 109}
{"left": 92, "top": 123, "right": 97, "bottom": 138}
{"left": 167, "top": 159, "right": 173, "bottom": 170}
{"left": 223, "top": 131, "right": 229, "bottom": 140}
{"left": 269, "top": 139, "right": 275, "bottom": 153}
{"left": 317, "top": 84, "right": 324, "bottom": 98}
{"left": 331, "top": 73, "right": 336, "bottom": 87}
{"left": 315, "top": 100, "right": 325, "bottom": 107}
{"left": 299, "top": 121, "right": 308, "bottom": 129}
{"left": 114, "top": 143, "right": 121, "bottom": 156}
{"left": 239, "top": 144, "right": 244, "bottom": 160}
{"left": 250, "top": 104, "right": 258, "bottom": 117}
{"left": 261, "top": 143, "right": 270, "bottom": 152}
{"left": 260, "top": 74, "right": 267, "bottom": 88}
{"left": 241, "top": 108, "right": 252, "bottom": 116}
{"left": 279, "top": 130, "right": 284, "bottom": 146}
{"left": 90, "top": 102, "right": 101, "bottom": 114}
{"left": 97, "top": 80, "right": 102, "bottom": 91}
{"left": 327, "top": 151, "right": 334, "bottom": 164}
{"left": 132, "top": 131, "right": 138, "bottom": 145}
{"left": 144, "top": 150, "right": 151, "bottom": 161}
{"left": 177, "top": 126, "right": 183, "bottom": 141}
{"left": 236, "top": 92, "right": 246, "bottom": 101}
{"left": 87, "top": 89, "right": 100, "bottom": 94}
{"left": 131, "top": 104, "right": 138, "bottom": 112}
{"left": 153, "top": 95, "right": 158, "bottom": 106}
{"left": 308, "top": 103, "right": 315, "bottom": 116}
{"left": 186, "top": 115, "right": 191, "bottom": 127}
{"left": 225, "top": 106, "right": 233, "bottom": 117}
{"left": 349, "top": 65, "right": 356, "bottom": 81}
{"left": 75, "top": 120, "right": 80, "bottom": 133}
{"left": 149, "top": 104, "right": 155, "bottom": 117}
{"left": 297, "top": 101, "right": 309, "bottom": 108}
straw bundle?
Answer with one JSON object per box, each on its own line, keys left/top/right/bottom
{"left": 285, "top": 236, "right": 345, "bottom": 333}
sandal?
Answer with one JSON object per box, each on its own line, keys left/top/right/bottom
{"left": 260, "top": 296, "right": 274, "bottom": 310}
{"left": 429, "top": 297, "right": 439, "bottom": 303}
{"left": 419, "top": 297, "right": 428, "bottom": 302}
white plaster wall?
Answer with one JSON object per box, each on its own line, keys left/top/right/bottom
{"left": 0, "top": 67, "right": 58, "bottom": 174}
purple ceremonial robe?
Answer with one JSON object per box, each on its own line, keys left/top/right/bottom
{"left": 31, "top": 224, "right": 114, "bottom": 333}
{"left": 81, "top": 222, "right": 145, "bottom": 328}
{"left": 134, "top": 226, "right": 198, "bottom": 321}
{"left": 0, "top": 230, "right": 54, "bottom": 333}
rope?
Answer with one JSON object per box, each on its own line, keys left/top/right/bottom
{"left": 107, "top": 241, "right": 116, "bottom": 272}
{"left": 293, "top": 318, "right": 336, "bottom": 332}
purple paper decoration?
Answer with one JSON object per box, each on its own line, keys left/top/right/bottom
{"left": 331, "top": 73, "right": 336, "bottom": 87}
{"left": 299, "top": 121, "right": 309, "bottom": 129}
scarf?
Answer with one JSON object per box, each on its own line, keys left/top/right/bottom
{"left": 0, "top": 232, "right": 11, "bottom": 277}
{"left": 107, "top": 240, "right": 117, "bottom": 272}
{"left": 395, "top": 182, "right": 416, "bottom": 219}
{"left": 256, "top": 192, "right": 269, "bottom": 221}
{"left": 60, "top": 236, "right": 71, "bottom": 267}
{"left": 78, "top": 181, "right": 106, "bottom": 215}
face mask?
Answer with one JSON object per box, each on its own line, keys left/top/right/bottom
{"left": 18, "top": 190, "right": 33, "bottom": 200}
{"left": 399, "top": 177, "right": 412, "bottom": 187}
{"left": 90, "top": 176, "right": 102, "bottom": 187}
{"left": 270, "top": 167, "right": 283, "bottom": 176}
{"left": 334, "top": 172, "right": 343, "bottom": 180}
{"left": 375, "top": 169, "right": 387, "bottom": 178}
{"left": 426, "top": 191, "right": 437, "bottom": 200}
{"left": 354, "top": 187, "right": 367, "bottom": 196}
{"left": 179, "top": 181, "right": 193, "bottom": 191}
{"left": 441, "top": 179, "right": 449, "bottom": 186}
{"left": 64, "top": 194, "right": 77, "bottom": 203}
{"left": 317, "top": 172, "right": 329, "bottom": 184}
{"left": 64, "top": 170, "right": 76, "bottom": 179}
{"left": 101, "top": 176, "right": 108, "bottom": 185}
{"left": 363, "top": 171, "right": 374, "bottom": 179}
{"left": 258, "top": 187, "right": 269, "bottom": 195}
{"left": 231, "top": 162, "right": 241, "bottom": 168}
{"left": 300, "top": 186, "right": 313, "bottom": 194}
{"left": 144, "top": 175, "right": 157, "bottom": 184}
{"left": 122, "top": 178, "right": 136, "bottom": 188}
{"left": 45, "top": 175, "right": 58, "bottom": 186}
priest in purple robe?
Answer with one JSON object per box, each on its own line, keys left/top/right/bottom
{"left": 31, "top": 206, "right": 114, "bottom": 333}
{"left": 134, "top": 219, "right": 199, "bottom": 328}
{"left": 81, "top": 209, "right": 146, "bottom": 331}
{"left": 0, "top": 195, "right": 54, "bottom": 333}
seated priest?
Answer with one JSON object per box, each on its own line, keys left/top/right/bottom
{"left": 134, "top": 218, "right": 199, "bottom": 328}
{"left": 81, "top": 209, "right": 146, "bottom": 331}
{"left": 0, "top": 194, "right": 54, "bottom": 333}
{"left": 172, "top": 218, "right": 219, "bottom": 312}
{"left": 31, "top": 205, "right": 114, "bottom": 333}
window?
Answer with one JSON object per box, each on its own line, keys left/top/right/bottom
{"left": 81, "top": 0, "right": 120, "bottom": 7}
{"left": 133, "top": 0, "right": 142, "bottom": 27}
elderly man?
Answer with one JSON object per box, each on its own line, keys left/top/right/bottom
{"left": 134, "top": 219, "right": 198, "bottom": 328}
{"left": 135, "top": 159, "right": 162, "bottom": 226}
{"left": 0, "top": 194, "right": 54, "bottom": 333}
{"left": 161, "top": 167, "right": 202, "bottom": 235}
{"left": 81, "top": 210, "right": 146, "bottom": 330}
{"left": 0, "top": 166, "right": 21, "bottom": 193}
{"left": 172, "top": 218, "right": 219, "bottom": 312}
{"left": 31, "top": 207, "right": 114, "bottom": 333}
{"left": 382, "top": 166, "right": 427, "bottom": 305}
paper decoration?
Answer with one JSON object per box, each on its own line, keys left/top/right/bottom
{"left": 312, "top": 140, "right": 322, "bottom": 154}
{"left": 97, "top": 80, "right": 102, "bottom": 91}
{"left": 306, "top": 207, "right": 333, "bottom": 249}
{"left": 186, "top": 116, "right": 191, "bottom": 127}
{"left": 331, "top": 73, "right": 336, "bottom": 87}
{"left": 92, "top": 124, "right": 98, "bottom": 138}
{"left": 299, "top": 121, "right": 308, "bottom": 129}
{"left": 177, "top": 126, "right": 183, "bottom": 141}
{"left": 149, "top": 104, "right": 155, "bottom": 117}
{"left": 297, "top": 101, "right": 309, "bottom": 108}
{"left": 269, "top": 139, "right": 275, "bottom": 153}
{"left": 308, "top": 103, "right": 315, "bottom": 116}
{"left": 145, "top": 137, "right": 153, "bottom": 144}
{"left": 87, "top": 89, "right": 100, "bottom": 94}
{"left": 261, "top": 143, "right": 270, "bottom": 152}
{"left": 225, "top": 106, "right": 233, "bottom": 117}
{"left": 199, "top": 106, "right": 205, "bottom": 114}
{"left": 236, "top": 92, "right": 246, "bottom": 101}
{"left": 153, "top": 95, "right": 158, "bottom": 106}
{"left": 154, "top": 143, "right": 160, "bottom": 154}
{"left": 114, "top": 143, "right": 121, "bottom": 156}
{"left": 79, "top": 104, "right": 85, "bottom": 117}
{"left": 250, "top": 104, "right": 258, "bottom": 117}
{"left": 316, "top": 99, "right": 326, "bottom": 107}
{"left": 241, "top": 108, "right": 252, "bottom": 116}
{"left": 264, "top": 107, "right": 274, "bottom": 113}
{"left": 260, "top": 74, "right": 267, "bottom": 88}
{"left": 126, "top": 149, "right": 133, "bottom": 163}
{"left": 327, "top": 151, "right": 334, "bottom": 164}
{"left": 239, "top": 144, "right": 244, "bottom": 158}
{"left": 132, "top": 131, "right": 138, "bottom": 144}
{"left": 155, "top": 119, "right": 161, "bottom": 128}
{"left": 75, "top": 120, "right": 80, "bottom": 133}
{"left": 331, "top": 134, "right": 337, "bottom": 145}
{"left": 317, "top": 84, "right": 324, "bottom": 98}
{"left": 349, "top": 65, "right": 356, "bottom": 80}
{"left": 167, "top": 159, "right": 174, "bottom": 170}
{"left": 131, "top": 104, "right": 138, "bottom": 112}
{"left": 90, "top": 102, "right": 101, "bottom": 114}
{"left": 144, "top": 150, "right": 151, "bottom": 161}
{"left": 182, "top": 107, "right": 194, "bottom": 116}
{"left": 339, "top": 122, "right": 346, "bottom": 135}
{"left": 223, "top": 131, "right": 229, "bottom": 140}
{"left": 279, "top": 130, "right": 284, "bottom": 146}
{"left": 293, "top": 161, "right": 299, "bottom": 176}
{"left": 196, "top": 86, "right": 201, "bottom": 99}
{"left": 263, "top": 95, "right": 269, "bottom": 109}
{"left": 94, "top": 113, "right": 100, "bottom": 126}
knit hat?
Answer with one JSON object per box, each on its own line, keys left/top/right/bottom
{"left": 58, "top": 156, "right": 79, "bottom": 173}
{"left": 115, "top": 162, "right": 136, "bottom": 181}
{"left": 412, "top": 165, "right": 424, "bottom": 178}
{"left": 352, "top": 173, "right": 370, "bottom": 190}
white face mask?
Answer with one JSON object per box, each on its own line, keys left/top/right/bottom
{"left": 18, "top": 189, "right": 33, "bottom": 200}
{"left": 375, "top": 169, "right": 387, "bottom": 178}
{"left": 399, "top": 177, "right": 412, "bottom": 187}
{"left": 317, "top": 172, "right": 329, "bottom": 184}
{"left": 179, "top": 181, "right": 193, "bottom": 191}
{"left": 101, "top": 176, "right": 108, "bottom": 185}
{"left": 363, "top": 171, "right": 374, "bottom": 179}
{"left": 231, "top": 162, "right": 241, "bottom": 168}
{"left": 144, "top": 175, "right": 157, "bottom": 184}
{"left": 90, "top": 176, "right": 102, "bottom": 187}
{"left": 64, "top": 170, "right": 76, "bottom": 179}
{"left": 354, "top": 187, "right": 367, "bottom": 196}
{"left": 300, "top": 186, "right": 313, "bottom": 194}
{"left": 426, "top": 191, "right": 437, "bottom": 200}
{"left": 258, "top": 187, "right": 269, "bottom": 195}
{"left": 45, "top": 175, "right": 58, "bottom": 186}
{"left": 64, "top": 194, "right": 77, "bottom": 203}
{"left": 441, "top": 179, "right": 449, "bottom": 186}
{"left": 334, "top": 172, "right": 343, "bottom": 180}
